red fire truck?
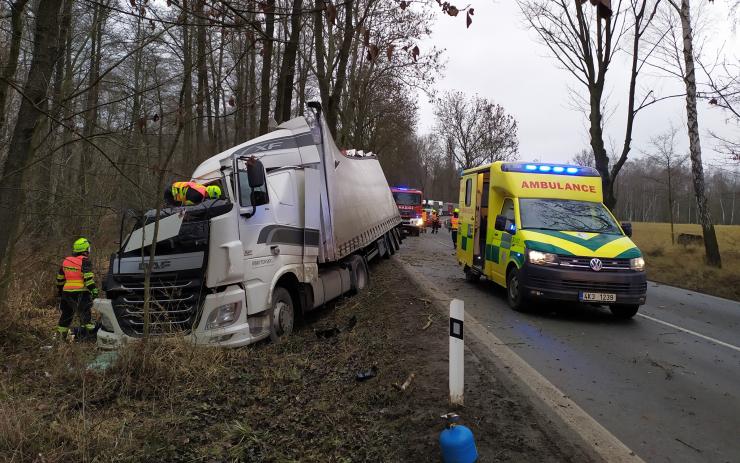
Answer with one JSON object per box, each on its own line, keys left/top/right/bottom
{"left": 391, "top": 187, "right": 424, "bottom": 236}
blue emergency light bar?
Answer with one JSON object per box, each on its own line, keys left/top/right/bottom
{"left": 502, "top": 163, "right": 599, "bottom": 177}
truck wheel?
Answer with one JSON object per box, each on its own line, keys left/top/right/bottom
{"left": 506, "top": 267, "right": 529, "bottom": 312}
{"left": 348, "top": 255, "right": 369, "bottom": 294}
{"left": 269, "top": 287, "right": 295, "bottom": 342}
{"left": 610, "top": 304, "right": 639, "bottom": 319}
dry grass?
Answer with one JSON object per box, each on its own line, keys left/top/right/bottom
{"left": 631, "top": 222, "right": 740, "bottom": 301}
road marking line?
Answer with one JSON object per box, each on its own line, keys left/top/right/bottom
{"left": 637, "top": 313, "right": 740, "bottom": 353}
{"left": 398, "top": 259, "right": 643, "bottom": 463}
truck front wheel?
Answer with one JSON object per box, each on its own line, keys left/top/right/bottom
{"left": 610, "top": 304, "right": 639, "bottom": 319}
{"left": 270, "top": 287, "right": 295, "bottom": 342}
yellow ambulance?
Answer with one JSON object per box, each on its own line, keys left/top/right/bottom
{"left": 457, "top": 161, "right": 647, "bottom": 318}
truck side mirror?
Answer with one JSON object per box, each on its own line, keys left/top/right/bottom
{"left": 621, "top": 222, "right": 633, "bottom": 237}
{"left": 494, "top": 215, "right": 507, "bottom": 232}
{"left": 247, "top": 157, "right": 266, "bottom": 188}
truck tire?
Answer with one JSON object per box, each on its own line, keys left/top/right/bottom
{"left": 269, "top": 287, "right": 295, "bottom": 342}
{"left": 506, "top": 267, "right": 529, "bottom": 312}
{"left": 610, "top": 304, "right": 639, "bottom": 319}
{"left": 348, "top": 255, "right": 369, "bottom": 294}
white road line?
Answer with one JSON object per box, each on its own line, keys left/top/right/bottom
{"left": 637, "top": 313, "right": 740, "bottom": 353}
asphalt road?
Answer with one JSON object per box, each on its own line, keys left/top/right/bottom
{"left": 398, "top": 230, "right": 740, "bottom": 463}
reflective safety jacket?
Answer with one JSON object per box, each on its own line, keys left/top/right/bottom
{"left": 56, "top": 255, "right": 96, "bottom": 293}
{"left": 171, "top": 181, "right": 207, "bottom": 205}
{"left": 451, "top": 216, "right": 459, "bottom": 230}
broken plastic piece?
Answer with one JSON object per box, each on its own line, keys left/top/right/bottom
{"left": 355, "top": 366, "right": 378, "bottom": 382}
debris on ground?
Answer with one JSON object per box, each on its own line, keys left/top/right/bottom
{"left": 355, "top": 366, "right": 378, "bottom": 382}
{"left": 393, "top": 372, "right": 416, "bottom": 391}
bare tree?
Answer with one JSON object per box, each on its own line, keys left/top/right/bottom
{"left": 434, "top": 91, "right": 519, "bottom": 169}
{"left": 643, "top": 126, "right": 688, "bottom": 243}
{"left": 518, "top": 0, "right": 663, "bottom": 209}
{"left": 661, "top": 0, "right": 722, "bottom": 267}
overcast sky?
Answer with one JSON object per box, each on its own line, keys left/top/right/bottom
{"left": 416, "top": 0, "right": 740, "bottom": 167}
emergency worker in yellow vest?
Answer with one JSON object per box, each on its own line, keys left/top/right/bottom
{"left": 55, "top": 238, "right": 98, "bottom": 338}
{"left": 451, "top": 208, "right": 460, "bottom": 248}
{"left": 165, "top": 181, "right": 208, "bottom": 206}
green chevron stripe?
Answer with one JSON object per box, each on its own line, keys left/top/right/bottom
{"left": 528, "top": 229, "right": 622, "bottom": 251}
{"left": 615, "top": 247, "right": 642, "bottom": 258}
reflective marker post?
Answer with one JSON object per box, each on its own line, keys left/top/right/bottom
{"left": 449, "top": 299, "right": 464, "bottom": 405}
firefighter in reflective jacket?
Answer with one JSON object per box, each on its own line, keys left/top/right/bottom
{"left": 165, "top": 181, "right": 208, "bottom": 206}
{"left": 55, "top": 238, "right": 98, "bottom": 338}
{"left": 451, "top": 209, "right": 460, "bottom": 248}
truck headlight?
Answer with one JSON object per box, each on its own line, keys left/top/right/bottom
{"left": 205, "top": 302, "right": 241, "bottom": 330}
{"left": 527, "top": 249, "right": 558, "bottom": 266}
{"left": 413, "top": 218, "right": 424, "bottom": 226}
{"left": 630, "top": 257, "right": 645, "bottom": 271}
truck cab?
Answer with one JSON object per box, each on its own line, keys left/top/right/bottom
{"left": 457, "top": 162, "right": 647, "bottom": 319}
{"left": 392, "top": 187, "right": 424, "bottom": 236}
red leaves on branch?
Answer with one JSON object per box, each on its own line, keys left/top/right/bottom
{"left": 129, "top": 0, "right": 136, "bottom": 7}
{"left": 166, "top": 0, "right": 171, "bottom": 6}
{"left": 363, "top": 29, "right": 370, "bottom": 46}
{"left": 411, "top": 45, "right": 419, "bottom": 62}
{"left": 149, "top": 19, "right": 155, "bottom": 30}
{"left": 386, "top": 44, "right": 395, "bottom": 60}
{"left": 447, "top": 5, "right": 458, "bottom": 16}
{"left": 709, "top": 98, "right": 718, "bottom": 105}
{"left": 399, "top": 0, "right": 408, "bottom": 10}
{"left": 325, "top": 2, "right": 337, "bottom": 25}
{"left": 367, "top": 44, "right": 380, "bottom": 62}
{"left": 228, "top": 96, "right": 236, "bottom": 107}
{"left": 466, "top": 8, "right": 473, "bottom": 28}
{"left": 436, "top": 0, "right": 473, "bottom": 27}
{"left": 139, "top": 6, "right": 146, "bottom": 15}
{"left": 137, "top": 117, "right": 146, "bottom": 132}
{"left": 152, "top": 113, "right": 160, "bottom": 122}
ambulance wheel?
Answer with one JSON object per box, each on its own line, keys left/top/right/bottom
{"left": 506, "top": 267, "right": 528, "bottom": 312}
{"left": 610, "top": 304, "right": 639, "bottom": 319}
{"left": 269, "top": 287, "right": 295, "bottom": 342}
{"left": 464, "top": 266, "right": 480, "bottom": 283}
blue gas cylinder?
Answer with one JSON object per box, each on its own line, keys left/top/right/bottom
{"left": 439, "top": 413, "right": 478, "bottom": 463}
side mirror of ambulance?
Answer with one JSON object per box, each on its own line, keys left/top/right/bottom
{"left": 247, "top": 158, "right": 266, "bottom": 188}
{"left": 494, "top": 215, "right": 507, "bottom": 232}
{"left": 621, "top": 222, "right": 633, "bottom": 237}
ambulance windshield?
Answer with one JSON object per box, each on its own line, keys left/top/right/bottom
{"left": 519, "top": 199, "right": 622, "bottom": 235}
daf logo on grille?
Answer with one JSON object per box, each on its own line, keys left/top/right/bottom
{"left": 589, "top": 258, "right": 603, "bottom": 272}
{"left": 138, "top": 260, "right": 171, "bottom": 271}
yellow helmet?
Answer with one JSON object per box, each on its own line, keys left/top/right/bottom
{"left": 206, "top": 185, "right": 222, "bottom": 199}
{"left": 454, "top": 208, "right": 459, "bottom": 213}
{"left": 73, "top": 237, "right": 90, "bottom": 253}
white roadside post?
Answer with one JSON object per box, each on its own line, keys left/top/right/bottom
{"left": 449, "top": 298, "right": 464, "bottom": 405}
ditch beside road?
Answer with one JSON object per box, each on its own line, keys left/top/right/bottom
{"left": 399, "top": 230, "right": 740, "bottom": 463}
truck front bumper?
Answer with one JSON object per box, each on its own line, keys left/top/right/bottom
{"left": 519, "top": 263, "right": 647, "bottom": 305}
{"left": 95, "top": 285, "right": 270, "bottom": 349}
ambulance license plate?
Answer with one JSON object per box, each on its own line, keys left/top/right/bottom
{"left": 579, "top": 292, "right": 616, "bottom": 302}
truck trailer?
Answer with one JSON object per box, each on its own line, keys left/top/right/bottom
{"left": 95, "top": 103, "right": 403, "bottom": 348}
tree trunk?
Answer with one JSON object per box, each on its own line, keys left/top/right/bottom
{"left": 678, "top": 0, "right": 721, "bottom": 267}
{"left": 0, "top": 0, "right": 31, "bottom": 137}
{"left": 0, "top": 0, "right": 63, "bottom": 308}
{"left": 182, "top": 3, "right": 194, "bottom": 163}
{"left": 325, "top": 0, "right": 354, "bottom": 140}
{"left": 275, "top": 0, "right": 304, "bottom": 124}
{"left": 258, "top": 0, "right": 275, "bottom": 135}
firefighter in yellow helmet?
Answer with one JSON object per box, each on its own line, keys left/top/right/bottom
{"left": 55, "top": 238, "right": 98, "bottom": 340}
{"left": 451, "top": 208, "right": 460, "bottom": 248}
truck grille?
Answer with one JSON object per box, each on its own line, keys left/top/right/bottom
{"left": 109, "top": 273, "right": 204, "bottom": 337}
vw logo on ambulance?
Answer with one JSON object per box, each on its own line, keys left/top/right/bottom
{"left": 589, "top": 258, "right": 603, "bottom": 272}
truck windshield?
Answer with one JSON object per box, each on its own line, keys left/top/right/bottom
{"left": 393, "top": 192, "right": 421, "bottom": 206}
{"left": 519, "top": 199, "right": 622, "bottom": 235}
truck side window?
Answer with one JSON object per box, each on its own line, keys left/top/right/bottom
{"left": 238, "top": 171, "right": 269, "bottom": 207}
{"left": 501, "top": 198, "right": 515, "bottom": 233}
{"left": 465, "top": 179, "right": 472, "bottom": 207}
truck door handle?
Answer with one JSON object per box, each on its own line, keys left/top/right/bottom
{"left": 270, "top": 245, "right": 280, "bottom": 256}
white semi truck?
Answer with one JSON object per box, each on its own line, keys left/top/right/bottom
{"left": 95, "top": 103, "right": 402, "bottom": 348}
